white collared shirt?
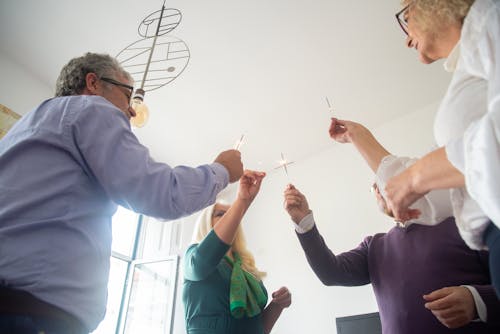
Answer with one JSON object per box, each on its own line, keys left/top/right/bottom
{"left": 434, "top": 0, "right": 500, "bottom": 250}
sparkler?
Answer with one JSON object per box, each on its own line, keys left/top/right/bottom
{"left": 272, "top": 152, "right": 294, "bottom": 180}
{"left": 234, "top": 134, "right": 245, "bottom": 151}
{"left": 325, "top": 96, "right": 334, "bottom": 113}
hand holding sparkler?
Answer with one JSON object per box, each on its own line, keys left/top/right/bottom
{"left": 328, "top": 118, "right": 350, "bottom": 143}
{"left": 326, "top": 97, "right": 348, "bottom": 138}
{"left": 233, "top": 134, "right": 245, "bottom": 151}
{"left": 214, "top": 149, "right": 243, "bottom": 183}
{"left": 237, "top": 170, "right": 266, "bottom": 203}
{"left": 283, "top": 184, "right": 311, "bottom": 224}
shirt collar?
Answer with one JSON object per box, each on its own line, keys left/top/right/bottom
{"left": 443, "top": 42, "right": 460, "bottom": 73}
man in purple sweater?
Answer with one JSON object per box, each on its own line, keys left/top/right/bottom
{"left": 282, "top": 119, "right": 500, "bottom": 334}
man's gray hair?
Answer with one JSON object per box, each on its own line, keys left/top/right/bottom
{"left": 55, "top": 52, "right": 132, "bottom": 97}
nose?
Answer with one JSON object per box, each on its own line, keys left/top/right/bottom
{"left": 406, "top": 35, "right": 414, "bottom": 48}
{"left": 128, "top": 105, "right": 137, "bottom": 118}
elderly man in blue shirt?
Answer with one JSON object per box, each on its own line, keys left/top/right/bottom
{"left": 0, "top": 52, "right": 244, "bottom": 334}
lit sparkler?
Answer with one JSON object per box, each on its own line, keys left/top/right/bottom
{"left": 273, "top": 152, "right": 294, "bottom": 179}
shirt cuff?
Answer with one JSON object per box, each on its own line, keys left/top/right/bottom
{"left": 375, "top": 155, "right": 415, "bottom": 199}
{"left": 462, "top": 285, "right": 487, "bottom": 322}
{"left": 210, "top": 162, "right": 230, "bottom": 190}
{"left": 295, "top": 212, "right": 315, "bottom": 234}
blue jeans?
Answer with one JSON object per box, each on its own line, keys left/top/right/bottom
{"left": 484, "top": 222, "right": 500, "bottom": 298}
{"left": 0, "top": 315, "right": 87, "bottom": 334}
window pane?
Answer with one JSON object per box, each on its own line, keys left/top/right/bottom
{"left": 140, "top": 218, "right": 182, "bottom": 259}
{"left": 91, "top": 257, "right": 129, "bottom": 334}
{"left": 112, "top": 206, "right": 140, "bottom": 257}
{"left": 123, "top": 258, "right": 178, "bottom": 334}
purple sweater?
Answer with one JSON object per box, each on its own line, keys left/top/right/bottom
{"left": 297, "top": 217, "right": 500, "bottom": 334}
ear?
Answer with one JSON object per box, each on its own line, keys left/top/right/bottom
{"left": 83, "top": 72, "right": 100, "bottom": 95}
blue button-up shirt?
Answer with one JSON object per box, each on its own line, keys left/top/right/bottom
{"left": 0, "top": 95, "right": 229, "bottom": 331}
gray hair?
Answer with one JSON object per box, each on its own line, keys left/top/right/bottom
{"left": 55, "top": 52, "right": 132, "bottom": 97}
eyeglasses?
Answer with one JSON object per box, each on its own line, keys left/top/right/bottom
{"left": 395, "top": 5, "right": 409, "bottom": 36}
{"left": 100, "top": 77, "right": 134, "bottom": 103}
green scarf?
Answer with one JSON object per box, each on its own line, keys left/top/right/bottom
{"left": 225, "top": 252, "right": 267, "bottom": 319}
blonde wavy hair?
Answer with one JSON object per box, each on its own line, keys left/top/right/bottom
{"left": 191, "top": 203, "right": 266, "bottom": 280}
{"left": 401, "top": 0, "right": 474, "bottom": 32}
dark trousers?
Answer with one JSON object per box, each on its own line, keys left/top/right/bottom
{"left": 484, "top": 222, "right": 500, "bottom": 298}
{"left": 0, "top": 287, "right": 88, "bottom": 334}
{"left": 0, "top": 315, "right": 87, "bottom": 334}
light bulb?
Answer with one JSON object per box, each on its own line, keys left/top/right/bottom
{"left": 130, "top": 88, "right": 149, "bottom": 128}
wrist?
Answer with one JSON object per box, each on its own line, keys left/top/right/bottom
{"left": 293, "top": 210, "right": 311, "bottom": 224}
{"left": 235, "top": 196, "right": 253, "bottom": 209}
{"left": 270, "top": 300, "right": 285, "bottom": 311}
{"left": 409, "top": 164, "right": 428, "bottom": 195}
{"left": 295, "top": 211, "right": 315, "bottom": 234}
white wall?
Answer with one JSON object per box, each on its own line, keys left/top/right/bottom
{"left": 173, "top": 101, "right": 439, "bottom": 334}
{"left": 0, "top": 53, "right": 52, "bottom": 115}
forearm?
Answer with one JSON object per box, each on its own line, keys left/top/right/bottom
{"left": 409, "top": 147, "right": 465, "bottom": 194}
{"left": 262, "top": 302, "right": 284, "bottom": 334}
{"left": 213, "top": 198, "right": 250, "bottom": 244}
{"left": 350, "top": 125, "right": 391, "bottom": 173}
{"left": 297, "top": 226, "right": 370, "bottom": 286}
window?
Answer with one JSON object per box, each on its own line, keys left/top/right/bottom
{"left": 91, "top": 208, "right": 180, "bottom": 334}
{"left": 120, "top": 258, "right": 179, "bottom": 334}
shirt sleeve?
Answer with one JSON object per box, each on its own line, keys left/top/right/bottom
{"left": 462, "top": 285, "right": 487, "bottom": 322}
{"left": 446, "top": 10, "right": 500, "bottom": 226}
{"left": 465, "top": 284, "right": 500, "bottom": 325}
{"left": 184, "top": 229, "right": 230, "bottom": 281}
{"left": 375, "top": 155, "right": 453, "bottom": 225}
{"left": 296, "top": 224, "right": 371, "bottom": 286}
{"left": 69, "top": 97, "right": 229, "bottom": 220}
{"left": 295, "top": 211, "right": 315, "bottom": 234}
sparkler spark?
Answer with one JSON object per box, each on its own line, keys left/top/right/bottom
{"left": 273, "top": 152, "right": 294, "bottom": 178}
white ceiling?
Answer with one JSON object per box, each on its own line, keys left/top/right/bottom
{"left": 0, "top": 0, "right": 451, "bottom": 176}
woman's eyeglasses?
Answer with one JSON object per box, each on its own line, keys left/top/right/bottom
{"left": 395, "top": 5, "right": 410, "bottom": 36}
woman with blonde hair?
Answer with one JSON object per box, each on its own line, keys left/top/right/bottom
{"left": 182, "top": 170, "right": 291, "bottom": 334}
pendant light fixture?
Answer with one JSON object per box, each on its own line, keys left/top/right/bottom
{"left": 116, "top": 0, "right": 190, "bottom": 128}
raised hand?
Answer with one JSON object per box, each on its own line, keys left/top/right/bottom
{"left": 423, "top": 286, "right": 476, "bottom": 329}
{"left": 237, "top": 170, "right": 266, "bottom": 203}
{"left": 214, "top": 149, "right": 244, "bottom": 183}
{"left": 283, "top": 184, "right": 311, "bottom": 224}
{"left": 329, "top": 118, "right": 350, "bottom": 143}
{"left": 271, "top": 287, "right": 292, "bottom": 309}
{"left": 329, "top": 118, "right": 371, "bottom": 144}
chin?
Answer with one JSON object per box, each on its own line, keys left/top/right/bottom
{"left": 419, "top": 53, "right": 438, "bottom": 64}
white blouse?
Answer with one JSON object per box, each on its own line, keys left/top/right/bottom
{"left": 434, "top": 0, "right": 500, "bottom": 249}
